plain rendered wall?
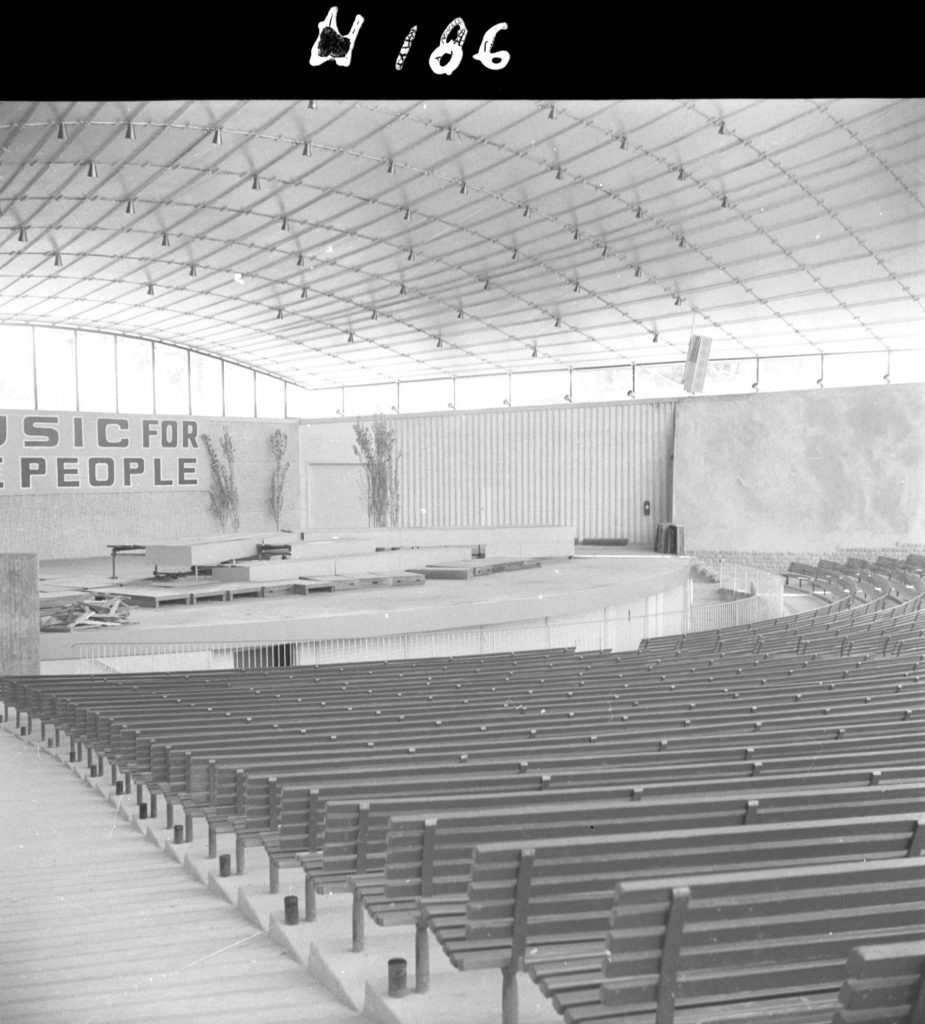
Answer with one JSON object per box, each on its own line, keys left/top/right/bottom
{"left": 302, "top": 402, "right": 676, "bottom": 542}
{"left": 672, "top": 384, "right": 925, "bottom": 553}
{"left": 0, "top": 412, "right": 302, "bottom": 559}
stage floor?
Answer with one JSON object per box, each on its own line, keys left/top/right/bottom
{"left": 37, "top": 546, "right": 693, "bottom": 659}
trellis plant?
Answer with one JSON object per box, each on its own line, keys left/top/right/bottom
{"left": 268, "top": 428, "right": 291, "bottom": 531}
{"left": 201, "top": 427, "right": 240, "bottom": 532}
{"left": 353, "top": 414, "right": 400, "bottom": 527}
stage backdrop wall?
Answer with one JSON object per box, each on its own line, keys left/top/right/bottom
{"left": 672, "top": 383, "right": 925, "bottom": 555}
{"left": 302, "top": 401, "right": 677, "bottom": 543}
{"left": 0, "top": 411, "right": 302, "bottom": 558}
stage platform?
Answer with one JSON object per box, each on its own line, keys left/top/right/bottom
{"left": 37, "top": 546, "right": 692, "bottom": 669}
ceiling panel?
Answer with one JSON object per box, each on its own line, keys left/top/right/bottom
{"left": 1, "top": 98, "right": 922, "bottom": 386}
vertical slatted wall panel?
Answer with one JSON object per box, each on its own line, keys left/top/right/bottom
{"left": 395, "top": 400, "right": 677, "bottom": 542}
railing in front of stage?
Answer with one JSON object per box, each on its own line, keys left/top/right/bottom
{"left": 70, "top": 592, "right": 778, "bottom": 674}
{"left": 717, "top": 561, "right": 785, "bottom": 610}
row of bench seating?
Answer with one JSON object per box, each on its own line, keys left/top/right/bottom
{"left": 3, "top": 556, "right": 923, "bottom": 1024}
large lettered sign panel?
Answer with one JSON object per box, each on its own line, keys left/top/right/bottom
{"left": 0, "top": 412, "right": 205, "bottom": 493}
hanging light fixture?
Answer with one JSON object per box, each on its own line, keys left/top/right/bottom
{"left": 125, "top": 198, "right": 135, "bottom": 214}
{"left": 57, "top": 122, "right": 67, "bottom": 140}
{"left": 189, "top": 265, "right": 198, "bottom": 277}
{"left": 86, "top": 161, "right": 98, "bottom": 178}
{"left": 300, "top": 287, "right": 308, "bottom": 299}
{"left": 573, "top": 227, "right": 580, "bottom": 241}
{"left": 674, "top": 295, "right": 683, "bottom": 306}
{"left": 161, "top": 233, "right": 170, "bottom": 247}
{"left": 652, "top": 332, "right": 659, "bottom": 343}
{"left": 573, "top": 281, "right": 580, "bottom": 293}
{"left": 556, "top": 167, "right": 564, "bottom": 181}
{"left": 212, "top": 127, "right": 222, "bottom": 144}
{"left": 308, "top": 99, "right": 318, "bottom": 110}
{"left": 399, "top": 283, "right": 407, "bottom": 295}
{"left": 370, "top": 309, "right": 378, "bottom": 320}
{"left": 555, "top": 316, "right": 562, "bottom": 328}
{"left": 147, "top": 283, "right": 155, "bottom": 296}
{"left": 125, "top": 122, "right": 136, "bottom": 141}
{"left": 548, "top": 105, "right": 557, "bottom": 120}
{"left": 619, "top": 135, "right": 627, "bottom": 150}
{"left": 403, "top": 207, "right": 411, "bottom": 221}
{"left": 531, "top": 342, "right": 538, "bottom": 358}
{"left": 387, "top": 159, "right": 395, "bottom": 174}
{"left": 634, "top": 206, "right": 642, "bottom": 219}
{"left": 677, "top": 167, "right": 685, "bottom": 181}
{"left": 436, "top": 337, "right": 444, "bottom": 348}
{"left": 483, "top": 279, "right": 491, "bottom": 291}
{"left": 17, "top": 227, "right": 28, "bottom": 243}
{"left": 457, "top": 309, "right": 464, "bottom": 319}
{"left": 721, "top": 194, "right": 728, "bottom": 209}
{"left": 276, "top": 309, "right": 284, "bottom": 320}
{"left": 281, "top": 218, "right": 289, "bottom": 232}
{"left": 601, "top": 246, "right": 610, "bottom": 259}
{"left": 522, "top": 205, "right": 531, "bottom": 218}
{"left": 347, "top": 330, "right": 355, "bottom": 343}
{"left": 302, "top": 140, "right": 311, "bottom": 157}
{"left": 511, "top": 249, "right": 519, "bottom": 261}
{"left": 459, "top": 181, "right": 468, "bottom": 195}
{"left": 296, "top": 254, "right": 305, "bottom": 267}
{"left": 53, "top": 252, "right": 63, "bottom": 267}
{"left": 406, "top": 249, "right": 415, "bottom": 261}
{"left": 634, "top": 265, "right": 642, "bottom": 278}
{"left": 252, "top": 175, "right": 261, "bottom": 190}
{"left": 445, "top": 126, "right": 454, "bottom": 141}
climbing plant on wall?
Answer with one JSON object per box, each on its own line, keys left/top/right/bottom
{"left": 353, "top": 414, "right": 400, "bottom": 527}
{"left": 201, "top": 427, "right": 240, "bottom": 532}
{"left": 267, "top": 427, "right": 291, "bottom": 531}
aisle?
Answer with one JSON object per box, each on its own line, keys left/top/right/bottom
{"left": 0, "top": 725, "right": 360, "bottom": 1024}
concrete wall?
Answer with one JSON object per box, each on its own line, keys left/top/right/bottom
{"left": 672, "top": 384, "right": 925, "bottom": 559}
{"left": 0, "top": 412, "right": 302, "bottom": 558}
{"left": 0, "top": 552, "right": 40, "bottom": 674}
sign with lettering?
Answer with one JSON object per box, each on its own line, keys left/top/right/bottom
{"left": 0, "top": 412, "right": 204, "bottom": 493}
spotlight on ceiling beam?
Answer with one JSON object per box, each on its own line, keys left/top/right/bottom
{"left": 555, "top": 316, "right": 562, "bottom": 328}
{"left": 627, "top": 389, "right": 635, "bottom": 398}
{"left": 447, "top": 401, "right": 455, "bottom": 409}
{"left": 678, "top": 236, "right": 686, "bottom": 248}
{"left": 57, "top": 122, "right": 67, "bottom": 140}
{"left": 302, "top": 140, "right": 311, "bottom": 157}
{"left": 652, "top": 332, "right": 659, "bottom": 343}
{"left": 403, "top": 207, "right": 411, "bottom": 221}
{"left": 460, "top": 181, "right": 468, "bottom": 195}
{"left": 406, "top": 249, "right": 415, "bottom": 262}
{"left": 522, "top": 205, "right": 531, "bottom": 218}
{"left": 189, "top": 265, "right": 198, "bottom": 277}
{"left": 370, "top": 309, "right": 378, "bottom": 320}
{"left": 146, "top": 283, "right": 155, "bottom": 296}
{"left": 445, "top": 126, "right": 454, "bottom": 141}
{"left": 125, "top": 198, "right": 135, "bottom": 214}
{"left": 276, "top": 309, "right": 284, "bottom": 320}
{"left": 573, "top": 228, "right": 580, "bottom": 241}
{"left": 347, "top": 331, "right": 354, "bottom": 344}
{"left": 751, "top": 381, "right": 760, "bottom": 391}
{"left": 511, "top": 249, "right": 519, "bottom": 261}
{"left": 620, "top": 135, "right": 627, "bottom": 149}
{"left": 483, "top": 280, "right": 491, "bottom": 291}
{"left": 601, "top": 246, "right": 610, "bottom": 259}
{"left": 87, "top": 161, "right": 98, "bottom": 178}
{"left": 125, "top": 122, "right": 136, "bottom": 141}
{"left": 674, "top": 295, "right": 682, "bottom": 306}
{"left": 161, "top": 233, "right": 170, "bottom": 247}
{"left": 17, "top": 227, "right": 27, "bottom": 243}
{"left": 718, "top": 121, "right": 726, "bottom": 134}
{"left": 300, "top": 287, "right": 308, "bottom": 299}
{"left": 297, "top": 254, "right": 305, "bottom": 267}
{"left": 573, "top": 281, "right": 580, "bottom": 293}
{"left": 308, "top": 99, "right": 318, "bottom": 110}
{"left": 390, "top": 406, "right": 399, "bottom": 414}
{"left": 335, "top": 408, "right": 343, "bottom": 416}
{"left": 252, "top": 175, "right": 261, "bottom": 190}
{"left": 548, "top": 105, "right": 557, "bottom": 120}
{"left": 281, "top": 217, "right": 289, "bottom": 232}
{"left": 457, "top": 308, "right": 464, "bottom": 319}
{"left": 677, "top": 167, "right": 685, "bottom": 181}
{"left": 816, "top": 377, "right": 824, "bottom": 388}
{"left": 386, "top": 159, "right": 395, "bottom": 174}
{"left": 564, "top": 393, "right": 572, "bottom": 402}
{"left": 53, "top": 252, "right": 63, "bottom": 267}
{"left": 212, "top": 127, "right": 222, "bottom": 144}
{"left": 437, "top": 338, "right": 444, "bottom": 348}
{"left": 556, "top": 167, "right": 564, "bottom": 180}
{"left": 721, "top": 194, "right": 728, "bottom": 209}
{"left": 634, "top": 206, "right": 642, "bottom": 219}
{"left": 503, "top": 398, "right": 511, "bottom": 406}
{"left": 634, "top": 265, "right": 642, "bottom": 278}
{"left": 531, "top": 343, "right": 538, "bottom": 358}
{"left": 399, "top": 282, "right": 407, "bottom": 295}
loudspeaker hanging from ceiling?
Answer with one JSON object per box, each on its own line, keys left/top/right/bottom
{"left": 682, "top": 334, "right": 712, "bottom": 394}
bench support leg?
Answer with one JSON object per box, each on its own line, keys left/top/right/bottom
{"left": 207, "top": 825, "right": 217, "bottom": 859}
{"left": 305, "top": 877, "right": 317, "bottom": 921}
{"left": 149, "top": 791, "right": 157, "bottom": 819}
{"left": 501, "top": 965, "right": 519, "bottom": 1024}
{"left": 166, "top": 802, "right": 174, "bottom": 830}
{"left": 415, "top": 919, "right": 430, "bottom": 993}
{"left": 352, "top": 890, "right": 365, "bottom": 952}
{"left": 185, "top": 811, "right": 194, "bottom": 845}
{"left": 269, "top": 860, "right": 280, "bottom": 894}
{"left": 236, "top": 835, "right": 246, "bottom": 875}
